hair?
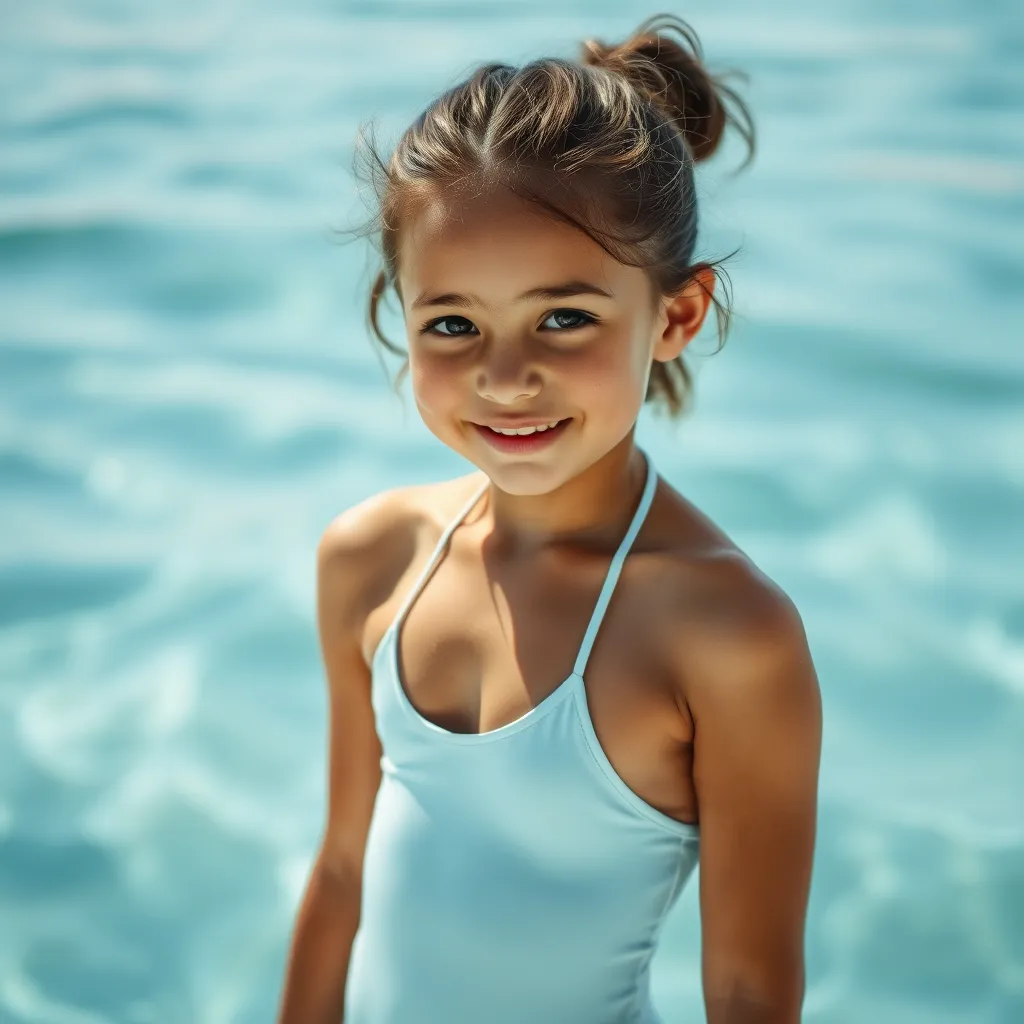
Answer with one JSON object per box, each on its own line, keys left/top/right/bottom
{"left": 342, "top": 12, "right": 755, "bottom": 418}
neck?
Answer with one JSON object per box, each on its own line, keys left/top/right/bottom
{"left": 475, "top": 433, "right": 650, "bottom": 557}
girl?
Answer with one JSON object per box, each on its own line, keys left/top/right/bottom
{"left": 278, "top": 13, "right": 821, "bottom": 1024}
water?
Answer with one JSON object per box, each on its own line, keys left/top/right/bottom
{"left": 2, "top": 1, "right": 1022, "bottom": 1021}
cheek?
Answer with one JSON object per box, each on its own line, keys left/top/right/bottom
{"left": 407, "top": 325, "right": 649, "bottom": 419}
{"left": 410, "top": 350, "right": 464, "bottom": 418}
{"left": 566, "top": 330, "right": 650, "bottom": 406}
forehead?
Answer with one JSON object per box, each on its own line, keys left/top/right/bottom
{"left": 396, "top": 187, "right": 641, "bottom": 307}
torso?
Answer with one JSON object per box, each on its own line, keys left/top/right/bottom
{"left": 361, "top": 471, "right": 751, "bottom": 831}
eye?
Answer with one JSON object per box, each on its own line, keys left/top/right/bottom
{"left": 419, "top": 315, "right": 477, "bottom": 337}
{"left": 541, "top": 309, "right": 598, "bottom": 331}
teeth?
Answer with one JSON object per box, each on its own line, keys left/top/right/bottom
{"left": 491, "top": 420, "right": 562, "bottom": 435}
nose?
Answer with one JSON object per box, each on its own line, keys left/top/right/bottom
{"left": 475, "top": 340, "right": 542, "bottom": 404}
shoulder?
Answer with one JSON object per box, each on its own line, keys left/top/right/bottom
{"left": 677, "top": 551, "right": 814, "bottom": 701}
{"left": 646, "top": 484, "right": 820, "bottom": 722}
{"left": 656, "top": 530, "right": 822, "bottom": 818}
{"left": 662, "top": 552, "right": 821, "bottom": 1012}
{"left": 316, "top": 471, "right": 487, "bottom": 632}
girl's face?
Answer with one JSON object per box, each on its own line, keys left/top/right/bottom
{"left": 396, "top": 188, "right": 685, "bottom": 495}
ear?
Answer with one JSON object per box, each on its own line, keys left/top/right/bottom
{"left": 652, "top": 265, "right": 716, "bottom": 363}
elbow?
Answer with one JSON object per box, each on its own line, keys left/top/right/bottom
{"left": 705, "top": 969, "right": 805, "bottom": 1024}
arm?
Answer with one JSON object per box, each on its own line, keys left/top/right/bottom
{"left": 276, "top": 493, "right": 406, "bottom": 1024}
{"left": 686, "top": 567, "right": 822, "bottom": 1024}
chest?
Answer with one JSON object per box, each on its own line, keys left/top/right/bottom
{"left": 367, "top": 540, "right": 698, "bottom": 827}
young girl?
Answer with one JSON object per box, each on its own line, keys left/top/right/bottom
{"left": 278, "top": 13, "right": 821, "bottom": 1024}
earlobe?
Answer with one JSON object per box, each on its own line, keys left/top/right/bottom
{"left": 652, "top": 266, "right": 716, "bottom": 363}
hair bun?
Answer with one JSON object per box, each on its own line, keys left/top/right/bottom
{"left": 580, "top": 13, "right": 753, "bottom": 166}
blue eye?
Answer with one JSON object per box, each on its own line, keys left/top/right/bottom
{"left": 541, "top": 309, "right": 597, "bottom": 331}
{"left": 421, "top": 315, "right": 476, "bottom": 337}
{"left": 418, "top": 309, "right": 598, "bottom": 337}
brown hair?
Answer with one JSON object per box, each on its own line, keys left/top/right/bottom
{"left": 344, "top": 12, "right": 755, "bottom": 417}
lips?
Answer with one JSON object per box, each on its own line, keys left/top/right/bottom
{"left": 475, "top": 417, "right": 569, "bottom": 435}
{"left": 471, "top": 417, "right": 572, "bottom": 453}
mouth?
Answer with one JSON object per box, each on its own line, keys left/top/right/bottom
{"left": 470, "top": 417, "right": 572, "bottom": 453}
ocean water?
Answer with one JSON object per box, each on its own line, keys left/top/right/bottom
{"left": 1, "top": 1, "right": 1022, "bottom": 1021}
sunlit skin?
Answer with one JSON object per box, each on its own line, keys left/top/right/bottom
{"left": 395, "top": 185, "right": 715, "bottom": 549}
{"left": 278, "top": 38, "right": 818, "bottom": 1024}
{"left": 281, "top": 185, "right": 821, "bottom": 1024}
{"left": 387, "top": 189, "right": 818, "bottom": 1023}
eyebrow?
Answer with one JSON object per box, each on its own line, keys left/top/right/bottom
{"left": 410, "top": 280, "right": 614, "bottom": 310}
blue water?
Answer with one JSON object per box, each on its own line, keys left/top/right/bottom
{"left": 2, "top": 1, "right": 1022, "bottom": 1022}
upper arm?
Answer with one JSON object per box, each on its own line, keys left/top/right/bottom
{"left": 314, "top": 488, "right": 414, "bottom": 882}
{"left": 686, "top": 569, "right": 822, "bottom": 1022}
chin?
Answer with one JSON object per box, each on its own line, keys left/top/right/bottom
{"left": 470, "top": 456, "right": 582, "bottom": 496}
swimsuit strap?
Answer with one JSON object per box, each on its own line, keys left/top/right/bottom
{"left": 390, "top": 451, "right": 657, "bottom": 680}
{"left": 389, "top": 474, "right": 490, "bottom": 632}
{"left": 572, "top": 449, "right": 657, "bottom": 679}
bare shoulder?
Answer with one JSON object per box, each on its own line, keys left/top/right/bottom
{"left": 652, "top": 490, "right": 822, "bottom": 1013}
{"left": 649, "top": 482, "right": 819, "bottom": 711}
{"left": 316, "top": 471, "right": 487, "bottom": 647}
{"left": 677, "top": 551, "right": 812, "bottom": 699}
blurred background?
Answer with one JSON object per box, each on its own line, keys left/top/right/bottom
{"left": 2, "top": 0, "right": 1022, "bottom": 1021}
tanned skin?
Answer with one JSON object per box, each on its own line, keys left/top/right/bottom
{"left": 276, "top": 187, "right": 822, "bottom": 1022}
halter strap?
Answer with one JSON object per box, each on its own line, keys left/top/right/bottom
{"left": 390, "top": 452, "right": 658, "bottom": 681}
{"left": 389, "top": 475, "right": 489, "bottom": 632}
{"left": 572, "top": 449, "right": 657, "bottom": 678}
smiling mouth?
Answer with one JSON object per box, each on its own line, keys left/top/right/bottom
{"left": 474, "top": 417, "right": 572, "bottom": 436}
{"left": 470, "top": 417, "right": 573, "bottom": 452}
